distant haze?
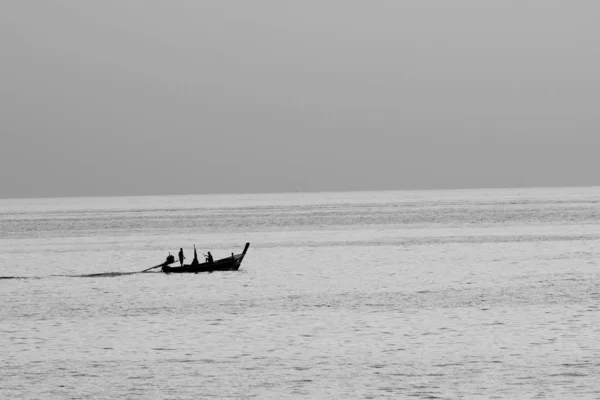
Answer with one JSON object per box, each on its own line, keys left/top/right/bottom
{"left": 1, "top": 1, "right": 599, "bottom": 198}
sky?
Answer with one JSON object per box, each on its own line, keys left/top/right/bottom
{"left": 1, "top": 1, "right": 599, "bottom": 198}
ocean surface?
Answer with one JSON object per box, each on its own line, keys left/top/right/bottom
{"left": 1, "top": 187, "right": 599, "bottom": 399}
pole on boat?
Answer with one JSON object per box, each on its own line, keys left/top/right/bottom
{"left": 141, "top": 262, "right": 166, "bottom": 273}
{"left": 141, "top": 252, "right": 175, "bottom": 272}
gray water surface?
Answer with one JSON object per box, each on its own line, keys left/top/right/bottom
{"left": 1, "top": 188, "right": 599, "bottom": 399}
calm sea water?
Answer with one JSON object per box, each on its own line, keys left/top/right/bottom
{"left": 1, "top": 188, "right": 599, "bottom": 399}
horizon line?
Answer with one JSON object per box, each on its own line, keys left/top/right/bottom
{"left": 0, "top": 183, "right": 598, "bottom": 202}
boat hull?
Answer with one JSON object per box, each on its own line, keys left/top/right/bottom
{"left": 162, "top": 243, "right": 250, "bottom": 274}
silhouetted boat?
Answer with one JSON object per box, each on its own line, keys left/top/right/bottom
{"left": 162, "top": 243, "right": 250, "bottom": 274}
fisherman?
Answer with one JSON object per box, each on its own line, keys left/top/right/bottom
{"left": 206, "top": 251, "right": 214, "bottom": 264}
{"left": 191, "top": 245, "right": 199, "bottom": 266}
{"left": 178, "top": 248, "right": 185, "bottom": 266}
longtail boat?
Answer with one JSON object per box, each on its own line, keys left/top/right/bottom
{"left": 161, "top": 243, "right": 250, "bottom": 274}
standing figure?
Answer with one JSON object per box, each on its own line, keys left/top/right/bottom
{"left": 178, "top": 248, "right": 185, "bottom": 266}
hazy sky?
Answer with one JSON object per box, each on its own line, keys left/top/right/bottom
{"left": 1, "top": 1, "right": 599, "bottom": 198}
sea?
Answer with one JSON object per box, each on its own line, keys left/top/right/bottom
{"left": 1, "top": 187, "right": 599, "bottom": 399}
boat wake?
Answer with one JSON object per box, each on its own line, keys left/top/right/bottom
{"left": 1, "top": 272, "right": 142, "bottom": 280}
{"left": 70, "top": 272, "right": 139, "bottom": 278}
{"left": 0, "top": 276, "right": 40, "bottom": 280}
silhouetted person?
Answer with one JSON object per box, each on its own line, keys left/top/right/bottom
{"left": 178, "top": 248, "right": 184, "bottom": 266}
{"left": 206, "top": 251, "right": 214, "bottom": 264}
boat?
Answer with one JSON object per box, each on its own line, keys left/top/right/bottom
{"left": 161, "top": 243, "right": 250, "bottom": 274}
